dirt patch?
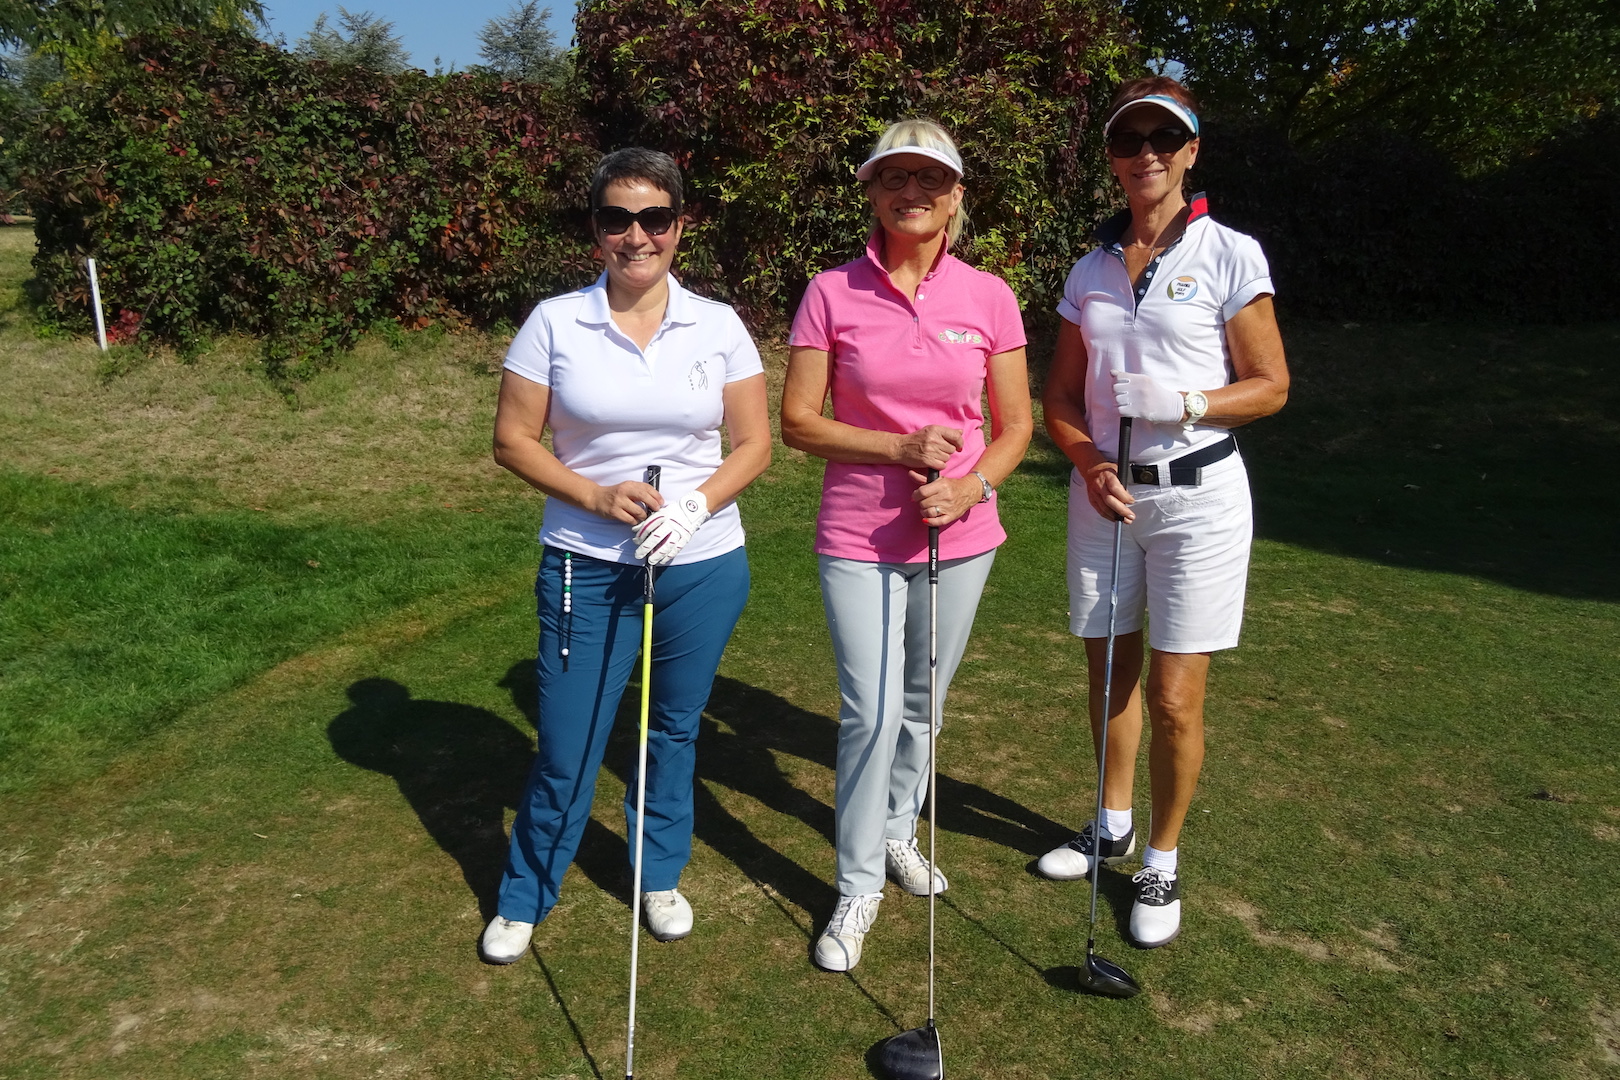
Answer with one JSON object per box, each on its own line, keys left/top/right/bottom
{"left": 1147, "top": 990, "right": 1247, "bottom": 1034}
{"left": 1217, "top": 895, "right": 1404, "bottom": 973}
{"left": 1594, "top": 1000, "right": 1620, "bottom": 1066}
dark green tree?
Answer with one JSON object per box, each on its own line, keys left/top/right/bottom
{"left": 293, "top": 6, "right": 408, "bottom": 72}
{"left": 476, "top": 0, "right": 564, "bottom": 84}
{"left": 1131, "top": 0, "right": 1620, "bottom": 171}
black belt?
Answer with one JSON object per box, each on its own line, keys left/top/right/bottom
{"left": 1129, "top": 437, "right": 1236, "bottom": 487}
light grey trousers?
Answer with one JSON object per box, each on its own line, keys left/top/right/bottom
{"left": 819, "top": 550, "right": 997, "bottom": 896}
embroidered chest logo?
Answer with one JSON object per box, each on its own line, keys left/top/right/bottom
{"left": 1166, "top": 276, "right": 1199, "bottom": 302}
{"left": 938, "top": 329, "right": 984, "bottom": 344}
{"left": 688, "top": 359, "right": 709, "bottom": 390}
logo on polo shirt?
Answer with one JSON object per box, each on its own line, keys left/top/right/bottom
{"left": 688, "top": 359, "right": 709, "bottom": 390}
{"left": 938, "top": 329, "right": 983, "bottom": 344}
{"left": 1167, "top": 276, "right": 1198, "bottom": 302}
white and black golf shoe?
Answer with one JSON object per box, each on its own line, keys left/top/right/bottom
{"left": 479, "top": 916, "right": 535, "bottom": 964}
{"left": 1128, "top": 866, "right": 1181, "bottom": 948}
{"left": 1036, "top": 821, "right": 1136, "bottom": 880}
{"left": 642, "top": 889, "right": 694, "bottom": 941}
{"left": 885, "top": 837, "right": 949, "bottom": 896}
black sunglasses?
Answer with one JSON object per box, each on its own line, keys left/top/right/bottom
{"left": 593, "top": 205, "right": 679, "bottom": 236}
{"left": 874, "top": 165, "right": 955, "bottom": 191}
{"left": 1106, "top": 126, "right": 1193, "bottom": 159}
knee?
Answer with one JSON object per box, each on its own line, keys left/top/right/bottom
{"left": 1148, "top": 692, "right": 1203, "bottom": 741}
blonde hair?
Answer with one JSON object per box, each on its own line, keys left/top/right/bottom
{"left": 866, "top": 118, "right": 969, "bottom": 247}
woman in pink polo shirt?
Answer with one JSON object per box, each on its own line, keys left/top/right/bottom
{"left": 782, "top": 119, "right": 1033, "bottom": 972}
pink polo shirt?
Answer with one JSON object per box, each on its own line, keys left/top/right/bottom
{"left": 790, "top": 232, "right": 1027, "bottom": 563}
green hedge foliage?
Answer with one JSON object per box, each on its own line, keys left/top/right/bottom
{"left": 575, "top": 0, "right": 1137, "bottom": 324}
{"left": 21, "top": 31, "right": 599, "bottom": 368}
{"left": 21, "top": 3, "right": 1138, "bottom": 365}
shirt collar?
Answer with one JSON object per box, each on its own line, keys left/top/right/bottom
{"left": 863, "top": 229, "right": 955, "bottom": 285}
{"left": 577, "top": 272, "right": 695, "bottom": 327}
{"left": 1096, "top": 191, "right": 1211, "bottom": 251}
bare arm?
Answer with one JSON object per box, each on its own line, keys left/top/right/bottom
{"left": 781, "top": 345, "right": 963, "bottom": 469}
{"left": 695, "top": 373, "right": 772, "bottom": 509}
{"left": 1201, "top": 295, "right": 1289, "bottom": 427}
{"left": 1043, "top": 318, "right": 1135, "bottom": 523}
{"left": 491, "top": 370, "right": 663, "bottom": 525}
{"left": 913, "top": 347, "right": 1034, "bottom": 525}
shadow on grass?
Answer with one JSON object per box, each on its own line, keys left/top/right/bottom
{"left": 1020, "top": 321, "right": 1620, "bottom": 601}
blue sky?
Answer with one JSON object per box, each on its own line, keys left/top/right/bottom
{"left": 259, "top": 1, "right": 569, "bottom": 72}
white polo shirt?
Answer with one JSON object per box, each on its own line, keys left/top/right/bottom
{"left": 1056, "top": 194, "right": 1274, "bottom": 465}
{"left": 504, "top": 272, "right": 764, "bottom": 565}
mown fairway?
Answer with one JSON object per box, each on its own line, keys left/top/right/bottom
{"left": 2, "top": 222, "right": 1618, "bottom": 1079}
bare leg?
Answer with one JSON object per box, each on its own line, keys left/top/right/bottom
{"left": 1144, "top": 649, "right": 1211, "bottom": 852}
{"left": 1084, "top": 631, "right": 1144, "bottom": 815}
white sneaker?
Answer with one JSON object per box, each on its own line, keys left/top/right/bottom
{"left": 642, "top": 889, "right": 693, "bottom": 942}
{"left": 479, "top": 916, "right": 534, "bottom": 964}
{"left": 1129, "top": 867, "right": 1182, "bottom": 948}
{"left": 1036, "top": 821, "right": 1136, "bottom": 880}
{"left": 813, "top": 893, "right": 882, "bottom": 972}
{"left": 884, "top": 837, "right": 948, "bottom": 896}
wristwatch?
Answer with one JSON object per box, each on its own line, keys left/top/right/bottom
{"left": 1182, "top": 389, "right": 1210, "bottom": 426}
{"left": 971, "top": 470, "right": 994, "bottom": 504}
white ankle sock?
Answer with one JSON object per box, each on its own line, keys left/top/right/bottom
{"left": 1101, "top": 807, "right": 1133, "bottom": 841}
{"left": 1143, "top": 844, "right": 1177, "bottom": 874}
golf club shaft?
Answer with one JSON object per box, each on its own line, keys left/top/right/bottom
{"left": 1087, "top": 418, "right": 1131, "bottom": 954}
{"left": 626, "top": 465, "right": 660, "bottom": 1080}
{"left": 927, "top": 469, "right": 940, "bottom": 1024}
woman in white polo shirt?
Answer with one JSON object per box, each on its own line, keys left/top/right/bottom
{"left": 1039, "top": 77, "right": 1289, "bottom": 948}
{"left": 479, "top": 148, "right": 771, "bottom": 964}
{"left": 783, "top": 119, "right": 1033, "bottom": 971}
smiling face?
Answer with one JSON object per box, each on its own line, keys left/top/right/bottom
{"left": 1108, "top": 104, "right": 1200, "bottom": 206}
{"left": 595, "top": 178, "right": 682, "bottom": 299}
{"left": 865, "top": 151, "right": 964, "bottom": 245}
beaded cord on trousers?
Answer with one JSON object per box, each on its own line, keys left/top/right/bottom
{"left": 561, "top": 551, "right": 573, "bottom": 671}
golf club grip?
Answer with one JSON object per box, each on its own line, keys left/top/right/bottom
{"left": 642, "top": 466, "right": 660, "bottom": 600}
{"left": 927, "top": 469, "right": 940, "bottom": 583}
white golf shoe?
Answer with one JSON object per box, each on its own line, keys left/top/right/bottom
{"left": 1036, "top": 821, "right": 1136, "bottom": 880}
{"left": 1129, "top": 866, "right": 1182, "bottom": 948}
{"left": 813, "top": 893, "right": 882, "bottom": 972}
{"left": 642, "top": 889, "right": 694, "bottom": 942}
{"left": 884, "top": 837, "right": 948, "bottom": 896}
{"left": 479, "top": 916, "right": 535, "bottom": 964}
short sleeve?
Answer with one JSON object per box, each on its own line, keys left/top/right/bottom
{"left": 984, "top": 275, "right": 1028, "bottom": 355}
{"left": 1221, "top": 234, "right": 1275, "bottom": 322}
{"left": 503, "top": 302, "right": 555, "bottom": 386}
{"left": 788, "top": 275, "right": 833, "bottom": 351}
{"left": 1055, "top": 257, "right": 1087, "bottom": 326}
{"left": 722, "top": 308, "right": 765, "bottom": 382}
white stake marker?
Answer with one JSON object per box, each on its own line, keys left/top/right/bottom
{"left": 86, "top": 257, "right": 108, "bottom": 352}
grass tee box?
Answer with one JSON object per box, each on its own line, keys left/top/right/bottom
{"left": 2, "top": 223, "right": 1619, "bottom": 1077}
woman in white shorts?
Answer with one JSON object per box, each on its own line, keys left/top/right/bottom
{"left": 1039, "top": 77, "right": 1289, "bottom": 948}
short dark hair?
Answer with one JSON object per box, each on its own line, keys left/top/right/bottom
{"left": 588, "top": 147, "right": 684, "bottom": 215}
{"left": 1108, "top": 76, "right": 1200, "bottom": 121}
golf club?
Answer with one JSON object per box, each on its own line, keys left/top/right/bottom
{"left": 1077, "top": 418, "right": 1143, "bottom": 1000}
{"left": 625, "top": 464, "right": 660, "bottom": 1080}
{"left": 876, "top": 468, "right": 946, "bottom": 1080}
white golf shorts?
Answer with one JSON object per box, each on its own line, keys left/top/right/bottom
{"left": 1067, "top": 451, "right": 1253, "bottom": 653}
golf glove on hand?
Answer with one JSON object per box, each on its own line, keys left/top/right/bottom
{"left": 1112, "top": 369, "right": 1186, "bottom": 424}
{"left": 634, "top": 490, "right": 710, "bottom": 566}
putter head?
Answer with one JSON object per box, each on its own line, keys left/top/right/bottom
{"left": 1079, "top": 953, "right": 1142, "bottom": 999}
{"left": 875, "top": 1021, "right": 943, "bottom": 1080}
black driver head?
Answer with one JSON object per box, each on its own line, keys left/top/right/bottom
{"left": 875, "top": 1021, "right": 943, "bottom": 1080}
{"left": 1079, "top": 953, "right": 1142, "bottom": 999}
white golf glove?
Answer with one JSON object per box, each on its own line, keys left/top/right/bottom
{"left": 633, "top": 490, "right": 710, "bottom": 566}
{"left": 1111, "top": 368, "right": 1185, "bottom": 423}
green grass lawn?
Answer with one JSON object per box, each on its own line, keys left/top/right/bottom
{"left": 2, "top": 220, "right": 1618, "bottom": 1079}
